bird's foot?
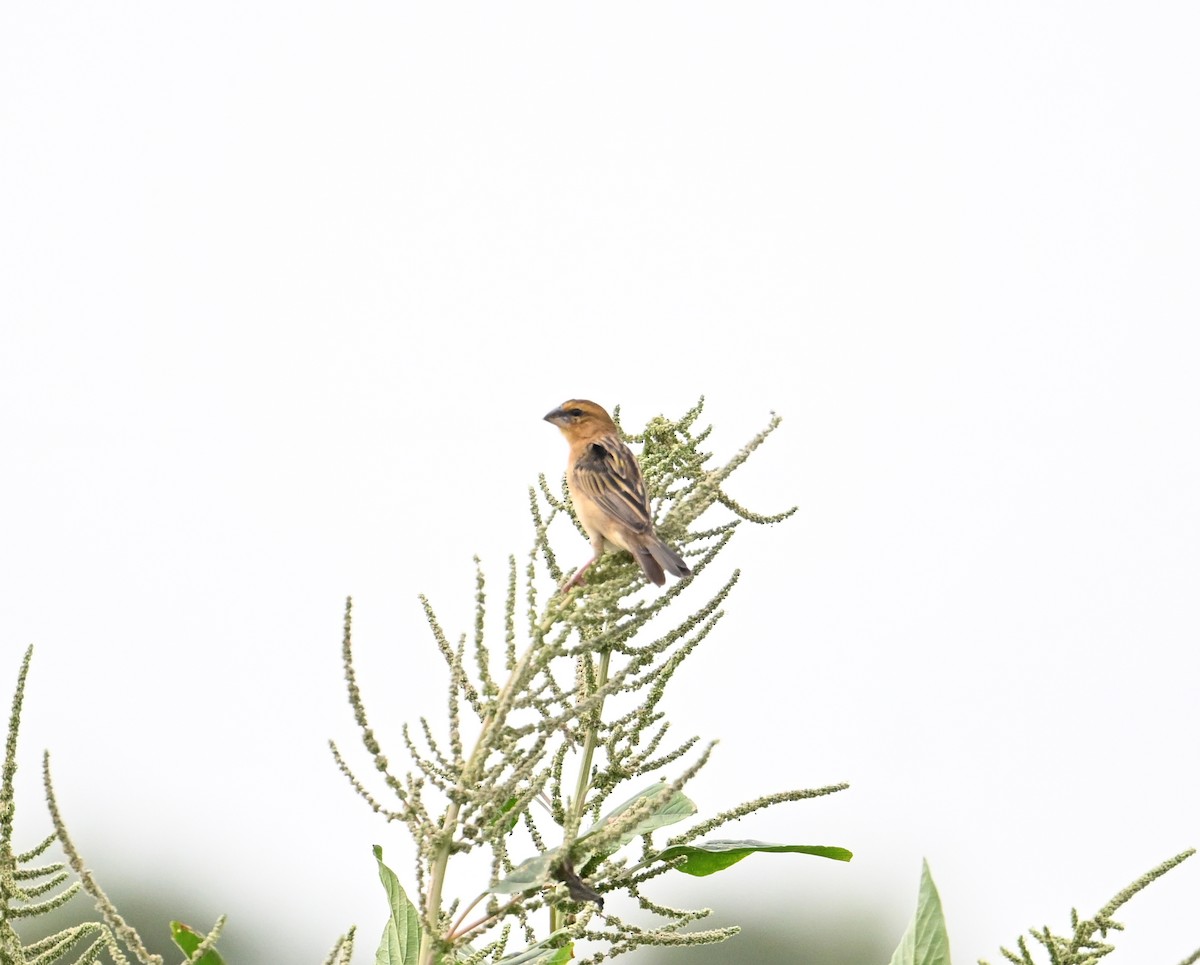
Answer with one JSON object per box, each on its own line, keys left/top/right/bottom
{"left": 560, "top": 571, "right": 586, "bottom": 593}
{"left": 559, "top": 559, "right": 596, "bottom": 594}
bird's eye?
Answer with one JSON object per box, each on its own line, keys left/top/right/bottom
{"left": 568, "top": 408, "right": 584, "bottom": 417}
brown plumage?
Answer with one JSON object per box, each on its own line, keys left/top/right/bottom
{"left": 544, "top": 399, "right": 690, "bottom": 589}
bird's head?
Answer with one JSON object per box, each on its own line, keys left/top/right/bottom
{"left": 544, "top": 399, "right": 616, "bottom": 440}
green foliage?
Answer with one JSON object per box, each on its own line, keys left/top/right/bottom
{"left": 169, "top": 921, "right": 227, "bottom": 964}
{"left": 9, "top": 396, "right": 1188, "bottom": 965}
{"left": 322, "top": 928, "right": 357, "bottom": 965}
{"left": 885, "top": 855, "right": 1199, "bottom": 965}
{"left": 1, "top": 646, "right": 248, "bottom": 965}
{"left": 374, "top": 847, "right": 420, "bottom": 965}
{"left": 335, "top": 399, "right": 851, "bottom": 965}
{"left": 980, "top": 850, "right": 1197, "bottom": 965}
{"left": 654, "top": 840, "right": 853, "bottom": 877}
{"left": 890, "top": 860, "right": 952, "bottom": 965}
{"left": 1, "top": 646, "right": 115, "bottom": 965}
{"left": 0, "top": 648, "right": 144, "bottom": 963}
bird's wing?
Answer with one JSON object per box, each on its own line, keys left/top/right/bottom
{"left": 573, "top": 435, "right": 654, "bottom": 534}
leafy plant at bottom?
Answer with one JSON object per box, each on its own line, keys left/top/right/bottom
{"left": 1, "top": 646, "right": 355, "bottom": 964}
{"left": 887, "top": 854, "right": 1198, "bottom": 965}
{"left": 980, "top": 849, "right": 1197, "bottom": 965}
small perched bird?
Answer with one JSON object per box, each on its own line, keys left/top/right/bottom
{"left": 544, "top": 400, "right": 691, "bottom": 589}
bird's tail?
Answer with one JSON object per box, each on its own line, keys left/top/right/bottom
{"left": 634, "top": 537, "right": 690, "bottom": 586}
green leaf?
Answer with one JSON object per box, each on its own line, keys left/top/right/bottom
{"left": 655, "top": 839, "right": 854, "bottom": 876}
{"left": 501, "top": 945, "right": 573, "bottom": 965}
{"left": 374, "top": 845, "right": 422, "bottom": 965}
{"left": 492, "top": 784, "right": 696, "bottom": 896}
{"left": 577, "top": 782, "right": 697, "bottom": 857}
{"left": 169, "top": 921, "right": 226, "bottom": 965}
{"left": 491, "top": 848, "right": 561, "bottom": 894}
{"left": 888, "top": 859, "right": 952, "bottom": 965}
{"left": 494, "top": 930, "right": 575, "bottom": 964}
{"left": 489, "top": 796, "right": 521, "bottom": 833}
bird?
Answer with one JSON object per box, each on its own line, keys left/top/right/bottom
{"left": 544, "top": 399, "right": 690, "bottom": 590}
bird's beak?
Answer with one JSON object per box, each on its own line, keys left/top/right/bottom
{"left": 544, "top": 407, "right": 568, "bottom": 426}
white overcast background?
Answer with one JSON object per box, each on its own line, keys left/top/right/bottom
{"left": 2, "top": 5, "right": 1198, "bottom": 964}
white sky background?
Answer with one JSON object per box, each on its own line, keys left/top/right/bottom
{"left": 2, "top": 3, "right": 1198, "bottom": 963}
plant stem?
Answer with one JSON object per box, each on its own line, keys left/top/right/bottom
{"left": 571, "top": 649, "right": 610, "bottom": 817}
{"left": 552, "top": 647, "right": 611, "bottom": 933}
{"left": 419, "top": 602, "right": 566, "bottom": 965}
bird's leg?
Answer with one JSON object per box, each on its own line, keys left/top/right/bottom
{"left": 561, "top": 557, "right": 596, "bottom": 592}
{"left": 561, "top": 537, "right": 607, "bottom": 593}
